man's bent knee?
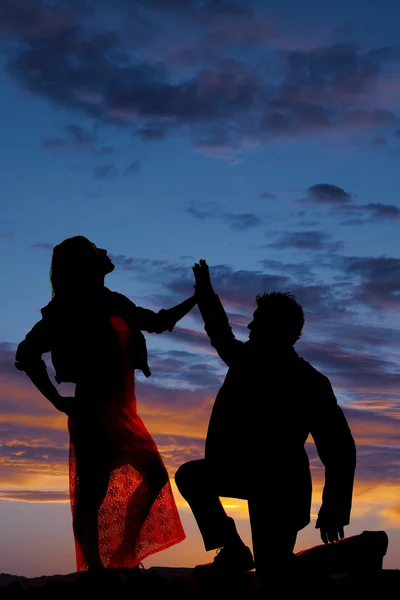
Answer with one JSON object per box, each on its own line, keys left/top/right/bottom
{"left": 175, "top": 460, "right": 205, "bottom": 497}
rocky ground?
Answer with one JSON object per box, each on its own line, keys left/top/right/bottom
{"left": 0, "top": 566, "right": 399, "bottom": 599}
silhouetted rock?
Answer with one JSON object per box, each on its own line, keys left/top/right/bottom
{"left": 0, "top": 565, "right": 398, "bottom": 599}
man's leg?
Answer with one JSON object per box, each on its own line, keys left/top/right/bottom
{"left": 175, "top": 459, "right": 254, "bottom": 572}
{"left": 248, "top": 495, "right": 298, "bottom": 589}
{"left": 175, "top": 459, "right": 240, "bottom": 550}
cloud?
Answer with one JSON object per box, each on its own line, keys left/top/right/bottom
{"left": 106, "top": 252, "right": 345, "bottom": 327}
{"left": 223, "top": 213, "right": 263, "bottom": 231}
{"left": 0, "top": 490, "right": 69, "bottom": 503}
{"left": 2, "top": 2, "right": 399, "bottom": 159}
{"left": 305, "top": 184, "right": 353, "bottom": 205}
{"left": 163, "top": 264, "right": 347, "bottom": 339}
{"left": 29, "top": 242, "right": 399, "bottom": 332}
{"left": 109, "top": 255, "right": 174, "bottom": 276}
{"left": 359, "top": 203, "right": 400, "bottom": 219}
{"left": 266, "top": 230, "right": 344, "bottom": 252}
{"left": 0, "top": 231, "right": 13, "bottom": 240}
{"left": 186, "top": 201, "right": 263, "bottom": 231}
{"left": 340, "top": 255, "right": 400, "bottom": 310}
{"left": 371, "top": 134, "right": 387, "bottom": 146}
{"left": 137, "top": 128, "right": 168, "bottom": 142}
{"left": 65, "top": 123, "right": 96, "bottom": 147}
{"left": 324, "top": 200, "right": 400, "bottom": 225}
{"left": 259, "top": 192, "right": 276, "bottom": 200}
{"left": 140, "top": 348, "right": 223, "bottom": 390}
{"left": 41, "top": 123, "right": 118, "bottom": 155}
{"left": 186, "top": 200, "right": 220, "bottom": 220}
{"left": 31, "top": 242, "right": 54, "bottom": 252}
{"left": 95, "top": 145, "right": 116, "bottom": 155}
{"left": 92, "top": 164, "right": 119, "bottom": 180}
{"left": 259, "top": 259, "right": 317, "bottom": 281}
{"left": 124, "top": 159, "right": 141, "bottom": 175}
{"left": 4, "top": 239, "right": 400, "bottom": 494}
{"left": 295, "top": 184, "right": 400, "bottom": 224}
{"left": 41, "top": 137, "right": 68, "bottom": 150}
{"left": 0, "top": 340, "right": 211, "bottom": 484}
{"left": 300, "top": 341, "right": 400, "bottom": 398}
{"left": 157, "top": 325, "right": 217, "bottom": 353}
{"left": 0, "top": 0, "right": 71, "bottom": 38}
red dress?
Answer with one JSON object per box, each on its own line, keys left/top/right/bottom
{"left": 68, "top": 316, "right": 185, "bottom": 571}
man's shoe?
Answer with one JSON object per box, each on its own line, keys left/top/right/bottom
{"left": 193, "top": 544, "right": 255, "bottom": 577}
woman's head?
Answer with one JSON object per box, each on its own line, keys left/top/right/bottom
{"left": 50, "top": 236, "right": 114, "bottom": 299}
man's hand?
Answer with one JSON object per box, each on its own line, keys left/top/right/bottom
{"left": 193, "top": 259, "right": 213, "bottom": 292}
{"left": 319, "top": 525, "right": 345, "bottom": 544}
{"left": 316, "top": 504, "right": 346, "bottom": 544}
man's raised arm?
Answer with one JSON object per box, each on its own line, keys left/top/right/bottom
{"left": 193, "top": 259, "right": 243, "bottom": 367}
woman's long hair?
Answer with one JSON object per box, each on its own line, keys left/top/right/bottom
{"left": 46, "top": 236, "right": 118, "bottom": 382}
{"left": 50, "top": 236, "right": 107, "bottom": 301}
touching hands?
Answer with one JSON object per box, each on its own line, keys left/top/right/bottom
{"left": 193, "top": 259, "right": 213, "bottom": 293}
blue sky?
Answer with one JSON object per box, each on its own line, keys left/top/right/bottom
{"left": 1, "top": 0, "right": 400, "bottom": 576}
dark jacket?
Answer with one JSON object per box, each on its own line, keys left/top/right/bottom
{"left": 197, "top": 291, "right": 356, "bottom": 532}
{"left": 15, "top": 288, "right": 182, "bottom": 383}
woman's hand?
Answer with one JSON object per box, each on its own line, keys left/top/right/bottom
{"left": 193, "top": 259, "right": 213, "bottom": 293}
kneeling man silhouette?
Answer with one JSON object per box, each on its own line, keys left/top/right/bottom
{"left": 176, "top": 259, "right": 357, "bottom": 590}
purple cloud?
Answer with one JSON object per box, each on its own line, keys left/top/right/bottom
{"left": 267, "top": 230, "right": 344, "bottom": 252}
{"left": 223, "top": 212, "right": 263, "bottom": 231}
{"left": 186, "top": 201, "right": 263, "bottom": 231}
{"left": 31, "top": 242, "right": 54, "bottom": 252}
{"left": 1, "top": 2, "right": 399, "bottom": 158}
{"left": 306, "top": 184, "right": 353, "bottom": 205}
{"left": 259, "top": 191, "right": 276, "bottom": 200}
{"left": 360, "top": 203, "right": 400, "bottom": 219}
{"left": 137, "top": 128, "right": 168, "bottom": 142}
{"left": 342, "top": 256, "right": 400, "bottom": 310}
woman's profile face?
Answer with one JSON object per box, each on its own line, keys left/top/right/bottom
{"left": 87, "top": 240, "right": 115, "bottom": 275}
{"left": 65, "top": 236, "right": 114, "bottom": 274}
{"left": 52, "top": 236, "right": 115, "bottom": 282}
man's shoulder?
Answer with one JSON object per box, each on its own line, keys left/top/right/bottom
{"left": 296, "top": 354, "right": 331, "bottom": 385}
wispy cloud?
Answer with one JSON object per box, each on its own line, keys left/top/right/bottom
{"left": 2, "top": 2, "right": 399, "bottom": 161}
{"left": 186, "top": 200, "right": 263, "bottom": 231}
{"left": 0, "top": 490, "right": 69, "bottom": 503}
{"left": 31, "top": 242, "right": 54, "bottom": 252}
{"left": 259, "top": 192, "right": 276, "bottom": 200}
{"left": 93, "top": 164, "right": 119, "bottom": 180}
{"left": 0, "top": 231, "right": 14, "bottom": 240}
{"left": 124, "top": 159, "right": 141, "bottom": 175}
{"left": 266, "top": 230, "right": 344, "bottom": 252}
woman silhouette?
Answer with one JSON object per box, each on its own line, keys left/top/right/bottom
{"left": 15, "top": 236, "right": 196, "bottom": 572}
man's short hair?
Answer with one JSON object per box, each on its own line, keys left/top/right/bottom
{"left": 255, "top": 291, "right": 305, "bottom": 345}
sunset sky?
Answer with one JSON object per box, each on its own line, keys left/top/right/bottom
{"left": 1, "top": 0, "right": 400, "bottom": 578}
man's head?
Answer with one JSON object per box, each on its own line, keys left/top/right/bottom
{"left": 247, "top": 291, "right": 304, "bottom": 347}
